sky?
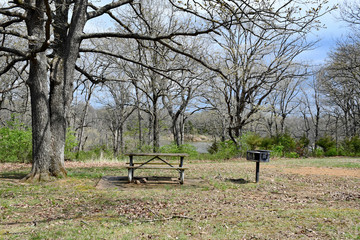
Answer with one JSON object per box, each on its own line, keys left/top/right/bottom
{"left": 301, "top": 0, "right": 350, "bottom": 65}
{"left": 0, "top": 0, "right": 350, "bottom": 65}
{"left": 83, "top": 0, "right": 350, "bottom": 66}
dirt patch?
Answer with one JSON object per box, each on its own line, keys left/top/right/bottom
{"left": 284, "top": 167, "right": 360, "bottom": 178}
{"left": 96, "top": 176, "right": 209, "bottom": 190}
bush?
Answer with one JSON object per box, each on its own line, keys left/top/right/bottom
{"left": 316, "top": 135, "right": 336, "bottom": 152}
{"left": 259, "top": 133, "right": 296, "bottom": 157}
{"left": 294, "top": 134, "right": 310, "bottom": 157}
{"left": 75, "top": 144, "right": 113, "bottom": 161}
{"left": 160, "top": 143, "right": 199, "bottom": 159}
{"left": 271, "top": 145, "right": 284, "bottom": 157}
{"left": 0, "top": 118, "right": 32, "bottom": 163}
{"left": 273, "top": 133, "right": 296, "bottom": 153}
{"left": 342, "top": 136, "right": 360, "bottom": 156}
{"left": 65, "top": 128, "right": 78, "bottom": 160}
{"left": 260, "top": 137, "right": 273, "bottom": 150}
{"left": 240, "top": 132, "right": 262, "bottom": 150}
{"left": 212, "top": 140, "right": 240, "bottom": 159}
{"left": 206, "top": 140, "right": 240, "bottom": 160}
{"left": 313, "top": 147, "right": 324, "bottom": 158}
{"left": 285, "top": 152, "right": 300, "bottom": 158}
{"left": 207, "top": 141, "right": 219, "bottom": 154}
{"left": 324, "top": 147, "right": 338, "bottom": 157}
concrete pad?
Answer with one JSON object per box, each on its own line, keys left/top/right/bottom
{"left": 96, "top": 176, "right": 209, "bottom": 190}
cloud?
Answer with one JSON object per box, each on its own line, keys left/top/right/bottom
{"left": 300, "top": 0, "right": 350, "bottom": 64}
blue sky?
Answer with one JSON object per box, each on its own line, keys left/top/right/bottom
{"left": 301, "top": 0, "right": 351, "bottom": 65}
{"left": 83, "top": 0, "right": 349, "bottom": 66}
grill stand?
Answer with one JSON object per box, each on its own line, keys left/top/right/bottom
{"left": 255, "top": 162, "right": 260, "bottom": 183}
{"left": 246, "top": 150, "right": 270, "bottom": 183}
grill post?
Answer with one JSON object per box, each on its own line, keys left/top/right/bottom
{"left": 256, "top": 161, "right": 260, "bottom": 183}
{"left": 246, "top": 150, "right": 270, "bottom": 183}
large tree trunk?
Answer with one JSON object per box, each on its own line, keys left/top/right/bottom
{"left": 48, "top": 0, "right": 87, "bottom": 176}
{"left": 26, "top": 53, "right": 53, "bottom": 181}
{"left": 24, "top": 0, "right": 53, "bottom": 181}
{"left": 25, "top": 0, "right": 88, "bottom": 180}
{"left": 49, "top": 57, "right": 67, "bottom": 177}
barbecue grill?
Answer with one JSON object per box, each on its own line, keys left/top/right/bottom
{"left": 246, "top": 150, "right": 270, "bottom": 183}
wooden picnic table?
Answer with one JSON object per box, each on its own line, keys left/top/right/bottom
{"left": 124, "top": 153, "right": 189, "bottom": 184}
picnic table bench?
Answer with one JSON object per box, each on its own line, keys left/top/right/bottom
{"left": 125, "top": 153, "right": 189, "bottom": 184}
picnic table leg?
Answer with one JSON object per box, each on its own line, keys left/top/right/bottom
{"left": 179, "top": 170, "right": 184, "bottom": 184}
{"left": 128, "top": 169, "right": 133, "bottom": 183}
{"left": 128, "top": 155, "right": 134, "bottom": 183}
{"left": 179, "top": 156, "right": 185, "bottom": 184}
{"left": 179, "top": 156, "right": 184, "bottom": 167}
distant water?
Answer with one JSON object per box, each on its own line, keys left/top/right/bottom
{"left": 160, "top": 140, "right": 212, "bottom": 153}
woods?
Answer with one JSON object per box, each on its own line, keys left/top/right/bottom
{"left": 1, "top": 0, "right": 358, "bottom": 179}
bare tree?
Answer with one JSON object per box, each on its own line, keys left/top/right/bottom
{"left": 0, "top": 0, "right": 332, "bottom": 180}
{"left": 206, "top": 18, "right": 320, "bottom": 146}
{"left": 265, "top": 74, "right": 303, "bottom": 135}
{"left": 102, "top": 81, "right": 135, "bottom": 156}
{"left": 299, "top": 70, "right": 323, "bottom": 149}
{"left": 322, "top": 40, "right": 360, "bottom": 137}
{"left": 0, "top": 0, "right": 225, "bottom": 180}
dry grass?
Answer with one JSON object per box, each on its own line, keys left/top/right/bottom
{"left": 0, "top": 157, "right": 359, "bottom": 239}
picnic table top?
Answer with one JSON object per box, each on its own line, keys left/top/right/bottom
{"left": 124, "top": 153, "right": 189, "bottom": 157}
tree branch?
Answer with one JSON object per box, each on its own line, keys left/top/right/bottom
{"left": 87, "top": 0, "right": 133, "bottom": 19}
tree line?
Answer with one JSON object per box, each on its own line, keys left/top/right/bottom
{"left": 1, "top": 0, "right": 356, "bottom": 181}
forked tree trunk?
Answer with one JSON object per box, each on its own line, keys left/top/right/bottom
{"left": 24, "top": 0, "right": 53, "bottom": 181}
{"left": 24, "top": 0, "right": 88, "bottom": 181}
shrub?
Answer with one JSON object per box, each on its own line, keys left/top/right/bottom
{"left": 260, "top": 137, "right": 273, "bottom": 150}
{"left": 285, "top": 152, "right": 300, "bottom": 158}
{"left": 271, "top": 145, "right": 284, "bottom": 157}
{"left": 0, "top": 118, "right": 32, "bottom": 163}
{"left": 313, "top": 147, "right": 324, "bottom": 158}
{"left": 160, "top": 143, "right": 199, "bottom": 159}
{"left": 316, "top": 135, "right": 336, "bottom": 152}
{"left": 294, "top": 135, "right": 310, "bottom": 157}
{"left": 342, "top": 136, "right": 360, "bottom": 156}
{"left": 207, "top": 141, "right": 219, "bottom": 154}
{"left": 240, "top": 132, "right": 262, "bottom": 150}
{"left": 325, "top": 147, "right": 338, "bottom": 157}
{"left": 65, "top": 128, "right": 78, "bottom": 160}
{"left": 273, "top": 133, "right": 296, "bottom": 153}
{"left": 75, "top": 144, "right": 113, "bottom": 161}
{"left": 214, "top": 140, "right": 240, "bottom": 159}
{"left": 206, "top": 140, "right": 240, "bottom": 160}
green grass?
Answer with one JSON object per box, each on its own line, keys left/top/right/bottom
{"left": 270, "top": 156, "right": 360, "bottom": 169}
{"left": 0, "top": 157, "right": 359, "bottom": 239}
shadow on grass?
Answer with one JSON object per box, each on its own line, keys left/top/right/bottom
{"left": 226, "top": 178, "right": 251, "bottom": 184}
{"left": 97, "top": 176, "right": 209, "bottom": 190}
{"left": 0, "top": 172, "right": 27, "bottom": 180}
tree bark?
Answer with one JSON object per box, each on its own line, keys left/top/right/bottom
{"left": 26, "top": 53, "right": 53, "bottom": 181}
{"left": 24, "top": 0, "right": 53, "bottom": 181}
{"left": 48, "top": 0, "right": 87, "bottom": 176}
{"left": 153, "top": 102, "right": 160, "bottom": 152}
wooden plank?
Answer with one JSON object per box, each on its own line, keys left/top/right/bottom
{"left": 124, "top": 153, "right": 189, "bottom": 157}
{"left": 126, "top": 166, "right": 188, "bottom": 170}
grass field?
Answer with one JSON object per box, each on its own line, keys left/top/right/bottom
{"left": 0, "top": 157, "right": 359, "bottom": 239}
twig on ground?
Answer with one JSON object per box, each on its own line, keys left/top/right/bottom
{"left": 142, "top": 215, "right": 194, "bottom": 222}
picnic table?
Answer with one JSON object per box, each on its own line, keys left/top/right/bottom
{"left": 125, "top": 153, "right": 189, "bottom": 184}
